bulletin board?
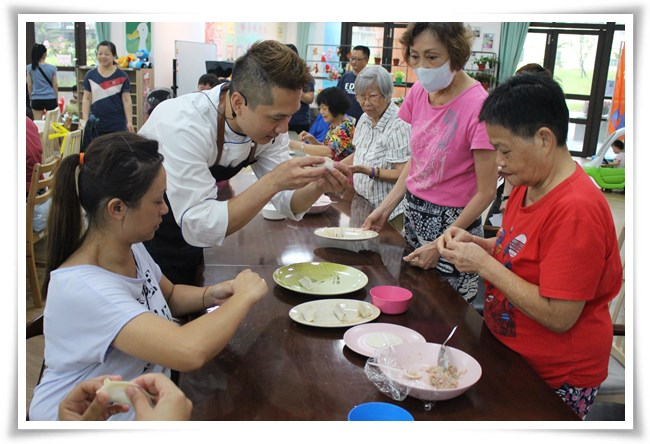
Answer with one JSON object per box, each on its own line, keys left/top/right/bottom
{"left": 174, "top": 40, "right": 218, "bottom": 96}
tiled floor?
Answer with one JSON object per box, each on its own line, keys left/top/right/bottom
{"left": 23, "top": 188, "right": 626, "bottom": 415}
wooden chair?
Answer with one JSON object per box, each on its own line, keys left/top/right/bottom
{"left": 26, "top": 157, "right": 60, "bottom": 308}
{"left": 40, "top": 109, "right": 60, "bottom": 163}
{"left": 594, "top": 225, "right": 626, "bottom": 405}
{"left": 61, "top": 129, "right": 82, "bottom": 158}
{"left": 26, "top": 314, "right": 46, "bottom": 420}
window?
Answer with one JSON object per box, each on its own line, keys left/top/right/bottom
{"left": 524, "top": 22, "right": 625, "bottom": 157}
{"left": 28, "top": 22, "right": 97, "bottom": 89}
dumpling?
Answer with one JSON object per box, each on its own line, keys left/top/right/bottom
{"left": 96, "top": 379, "right": 150, "bottom": 406}
{"left": 298, "top": 276, "right": 314, "bottom": 290}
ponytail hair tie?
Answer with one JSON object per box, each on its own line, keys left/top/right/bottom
{"left": 79, "top": 152, "right": 84, "bottom": 166}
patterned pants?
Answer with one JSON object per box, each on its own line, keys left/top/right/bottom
{"left": 404, "top": 192, "right": 483, "bottom": 301}
{"left": 555, "top": 383, "right": 599, "bottom": 419}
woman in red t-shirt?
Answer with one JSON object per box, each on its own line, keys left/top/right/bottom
{"left": 436, "top": 73, "right": 622, "bottom": 419}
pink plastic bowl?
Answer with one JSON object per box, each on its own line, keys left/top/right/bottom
{"left": 370, "top": 286, "right": 413, "bottom": 315}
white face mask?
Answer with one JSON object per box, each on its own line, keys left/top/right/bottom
{"left": 414, "top": 61, "right": 456, "bottom": 93}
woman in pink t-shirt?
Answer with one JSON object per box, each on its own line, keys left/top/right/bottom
{"left": 363, "top": 23, "right": 497, "bottom": 301}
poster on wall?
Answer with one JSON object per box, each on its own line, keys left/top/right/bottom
{"left": 126, "top": 22, "right": 152, "bottom": 54}
{"left": 482, "top": 33, "right": 494, "bottom": 50}
{"left": 204, "top": 22, "right": 285, "bottom": 61}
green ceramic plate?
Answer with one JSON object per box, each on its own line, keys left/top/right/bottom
{"left": 314, "top": 227, "right": 379, "bottom": 240}
{"left": 273, "top": 262, "right": 369, "bottom": 295}
{"left": 289, "top": 299, "right": 380, "bottom": 327}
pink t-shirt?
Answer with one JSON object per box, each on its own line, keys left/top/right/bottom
{"left": 398, "top": 81, "right": 494, "bottom": 207}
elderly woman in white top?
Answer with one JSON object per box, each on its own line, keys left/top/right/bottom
{"left": 339, "top": 65, "right": 411, "bottom": 230}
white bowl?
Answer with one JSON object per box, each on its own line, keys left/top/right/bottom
{"left": 307, "top": 195, "right": 332, "bottom": 214}
{"left": 379, "top": 342, "right": 482, "bottom": 401}
{"left": 262, "top": 204, "right": 286, "bottom": 220}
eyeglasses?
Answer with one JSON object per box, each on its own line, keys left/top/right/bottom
{"left": 356, "top": 93, "right": 382, "bottom": 103}
{"left": 350, "top": 57, "right": 368, "bottom": 62}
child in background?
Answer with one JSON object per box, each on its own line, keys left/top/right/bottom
{"left": 610, "top": 140, "right": 625, "bottom": 168}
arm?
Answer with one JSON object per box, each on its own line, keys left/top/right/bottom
{"left": 58, "top": 375, "right": 130, "bottom": 421}
{"left": 301, "top": 90, "right": 314, "bottom": 105}
{"left": 81, "top": 91, "right": 91, "bottom": 121}
{"left": 122, "top": 91, "right": 134, "bottom": 132}
{"left": 404, "top": 149, "right": 497, "bottom": 268}
{"left": 127, "top": 373, "right": 193, "bottom": 421}
{"left": 52, "top": 69, "right": 59, "bottom": 97}
{"left": 289, "top": 139, "right": 333, "bottom": 158}
{"left": 350, "top": 161, "right": 406, "bottom": 183}
{"left": 362, "top": 158, "right": 410, "bottom": 231}
{"left": 27, "top": 70, "right": 33, "bottom": 96}
{"left": 112, "top": 269, "right": 268, "bottom": 372}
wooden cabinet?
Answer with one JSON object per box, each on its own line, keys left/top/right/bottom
{"left": 76, "top": 66, "right": 155, "bottom": 132}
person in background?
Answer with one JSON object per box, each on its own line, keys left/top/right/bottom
{"left": 337, "top": 45, "right": 369, "bottom": 123}
{"left": 197, "top": 73, "right": 221, "bottom": 91}
{"left": 338, "top": 65, "right": 411, "bottom": 231}
{"left": 58, "top": 373, "right": 193, "bottom": 421}
{"left": 64, "top": 84, "right": 80, "bottom": 121}
{"left": 437, "top": 73, "right": 622, "bottom": 419}
{"left": 29, "top": 133, "right": 268, "bottom": 421}
{"left": 609, "top": 139, "right": 625, "bottom": 167}
{"left": 81, "top": 41, "right": 134, "bottom": 135}
{"left": 307, "top": 113, "right": 330, "bottom": 143}
{"left": 362, "top": 22, "right": 497, "bottom": 301}
{"left": 290, "top": 87, "right": 355, "bottom": 160}
{"left": 26, "top": 116, "right": 51, "bottom": 232}
{"left": 138, "top": 40, "right": 349, "bottom": 285}
{"left": 485, "top": 63, "right": 553, "bottom": 223}
{"left": 27, "top": 43, "right": 58, "bottom": 121}
{"left": 286, "top": 44, "right": 315, "bottom": 135}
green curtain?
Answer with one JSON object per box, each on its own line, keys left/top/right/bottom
{"left": 497, "top": 22, "right": 529, "bottom": 84}
{"left": 95, "top": 22, "right": 111, "bottom": 43}
{"left": 296, "top": 22, "right": 310, "bottom": 60}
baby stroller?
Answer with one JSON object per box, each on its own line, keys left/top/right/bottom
{"left": 145, "top": 87, "right": 174, "bottom": 116}
{"left": 582, "top": 127, "right": 625, "bottom": 190}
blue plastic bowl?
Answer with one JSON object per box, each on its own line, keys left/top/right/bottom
{"left": 348, "top": 402, "right": 414, "bottom": 421}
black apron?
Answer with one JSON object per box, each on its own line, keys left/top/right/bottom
{"left": 144, "top": 86, "right": 258, "bottom": 285}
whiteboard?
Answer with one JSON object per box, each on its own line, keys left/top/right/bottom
{"left": 174, "top": 40, "right": 218, "bottom": 96}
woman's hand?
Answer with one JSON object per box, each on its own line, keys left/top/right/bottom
{"left": 298, "top": 131, "right": 317, "bottom": 145}
{"left": 127, "top": 373, "right": 193, "bottom": 421}
{"left": 437, "top": 228, "right": 490, "bottom": 274}
{"left": 403, "top": 241, "right": 441, "bottom": 270}
{"left": 58, "top": 375, "right": 129, "bottom": 421}
{"left": 203, "top": 280, "right": 236, "bottom": 307}
{"left": 362, "top": 206, "right": 390, "bottom": 232}
{"left": 232, "top": 269, "right": 269, "bottom": 305}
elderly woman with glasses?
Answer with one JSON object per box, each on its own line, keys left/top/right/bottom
{"left": 339, "top": 65, "right": 411, "bottom": 230}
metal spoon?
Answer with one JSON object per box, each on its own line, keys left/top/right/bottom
{"left": 437, "top": 325, "right": 458, "bottom": 370}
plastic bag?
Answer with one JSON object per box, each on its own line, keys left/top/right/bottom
{"left": 363, "top": 345, "right": 411, "bottom": 401}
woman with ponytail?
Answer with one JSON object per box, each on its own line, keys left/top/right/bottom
{"left": 27, "top": 43, "right": 58, "bottom": 120}
{"left": 30, "top": 133, "right": 268, "bottom": 421}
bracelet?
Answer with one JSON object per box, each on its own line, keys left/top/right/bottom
{"left": 201, "top": 286, "right": 209, "bottom": 309}
{"left": 370, "top": 167, "right": 375, "bottom": 179}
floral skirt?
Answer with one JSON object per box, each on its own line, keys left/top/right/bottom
{"left": 404, "top": 192, "right": 483, "bottom": 301}
{"left": 555, "top": 383, "right": 599, "bottom": 419}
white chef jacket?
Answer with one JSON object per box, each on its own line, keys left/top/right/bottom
{"left": 139, "top": 83, "right": 304, "bottom": 247}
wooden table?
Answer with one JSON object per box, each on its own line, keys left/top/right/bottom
{"left": 179, "top": 169, "right": 579, "bottom": 421}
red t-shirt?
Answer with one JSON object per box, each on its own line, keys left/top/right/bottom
{"left": 484, "top": 164, "right": 622, "bottom": 388}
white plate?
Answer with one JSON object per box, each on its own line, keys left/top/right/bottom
{"left": 314, "top": 227, "right": 378, "bottom": 240}
{"left": 344, "top": 323, "right": 426, "bottom": 357}
{"left": 273, "top": 262, "right": 368, "bottom": 296}
{"left": 289, "top": 299, "right": 380, "bottom": 328}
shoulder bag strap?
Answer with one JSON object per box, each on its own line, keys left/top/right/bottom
{"left": 37, "top": 66, "right": 53, "bottom": 88}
